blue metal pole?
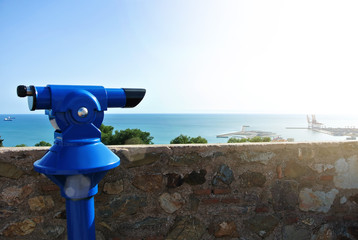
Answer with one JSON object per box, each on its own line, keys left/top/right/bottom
{"left": 66, "top": 197, "right": 96, "bottom": 240}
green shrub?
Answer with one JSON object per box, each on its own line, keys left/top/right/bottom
{"left": 170, "top": 134, "right": 208, "bottom": 144}
{"left": 100, "top": 124, "right": 154, "bottom": 145}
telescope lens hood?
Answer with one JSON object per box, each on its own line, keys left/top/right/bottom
{"left": 123, "top": 88, "right": 146, "bottom": 108}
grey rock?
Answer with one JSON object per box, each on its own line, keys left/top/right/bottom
{"left": 159, "top": 192, "right": 185, "bottom": 214}
{"left": 283, "top": 225, "right": 311, "bottom": 240}
{"left": 166, "top": 216, "right": 206, "bottom": 240}
{"left": 213, "top": 164, "right": 234, "bottom": 185}
{"left": 244, "top": 214, "right": 279, "bottom": 238}
{"left": 271, "top": 180, "right": 299, "bottom": 211}
{"left": 43, "top": 225, "right": 65, "bottom": 239}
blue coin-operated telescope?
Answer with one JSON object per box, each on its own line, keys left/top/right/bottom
{"left": 17, "top": 85, "right": 145, "bottom": 240}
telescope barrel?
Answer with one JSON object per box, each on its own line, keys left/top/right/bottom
{"left": 106, "top": 88, "right": 146, "bottom": 108}
{"left": 17, "top": 85, "right": 146, "bottom": 111}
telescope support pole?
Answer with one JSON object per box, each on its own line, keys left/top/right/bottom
{"left": 66, "top": 196, "right": 96, "bottom": 240}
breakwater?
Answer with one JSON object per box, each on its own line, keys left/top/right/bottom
{"left": 287, "top": 126, "right": 358, "bottom": 137}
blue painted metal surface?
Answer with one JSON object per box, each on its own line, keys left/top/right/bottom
{"left": 17, "top": 84, "right": 145, "bottom": 240}
{"left": 66, "top": 197, "right": 96, "bottom": 240}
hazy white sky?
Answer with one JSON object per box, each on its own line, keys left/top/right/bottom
{"left": 1, "top": 0, "right": 357, "bottom": 114}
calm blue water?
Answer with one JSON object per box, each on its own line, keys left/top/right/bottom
{"left": 1, "top": 113, "right": 357, "bottom": 147}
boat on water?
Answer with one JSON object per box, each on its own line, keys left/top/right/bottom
{"left": 4, "top": 116, "right": 15, "bottom": 121}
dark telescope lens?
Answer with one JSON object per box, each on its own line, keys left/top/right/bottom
{"left": 123, "top": 88, "right": 146, "bottom": 108}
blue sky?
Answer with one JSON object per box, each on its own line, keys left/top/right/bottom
{"left": 1, "top": 0, "right": 358, "bottom": 114}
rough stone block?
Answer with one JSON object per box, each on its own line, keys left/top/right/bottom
{"left": 110, "top": 195, "right": 147, "bottom": 217}
{"left": 283, "top": 225, "right": 311, "bottom": 240}
{"left": 239, "top": 151, "right": 275, "bottom": 164}
{"left": 28, "top": 195, "right": 55, "bottom": 212}
{"left": 132, "top": 217, "right": 167, "bottom": 229}
{"left": 103, "top": 180, "right": 124, "bottom": 194}
{"left": 334, "top": 156, "right": 358, "bottom": 189}
{"left": 0, "top": 162, "right": 24, "bottom": 179}
{"left": 214, "top": 221, "right": 238, "bottom": 238}
{"left": 312, "top": 224, "right": 333, "bottom": 240}
{"left": 124, "top": 151, "right": 161, "bottom": 168}
{"left": 212, "top": 164, "right": 234, "bottom": 185}
{"left": 3, "top": 219, "right": 36, "bottom": 236}
{"left": 159, "top": 192, "right": 185, "bottom": 213}
{"left": 43, "top": 224, "right": 65, "bottom": 239}
{"left": 285, "top": 161, "right": 315, "bottom": 179}
{"left": 189, "top": 194, "right": 200, "bottom": 211}
{"left": 132, "top": 174, "right": 163, "bottom": 192}
{"left": 166, "top": 216, "right": 206, "bottom": 240}
{"left": 311, "top": 163, "right": 334, "bottom": 173}
{"left": 271, "top": 180, "right": 299, "bottom": 211}
{"left": 239, "top": 171, "right": 266, "bottom": 188}
{"left": 169, "top": 154, "right": 202, "bottom": 166}
{"left": 244, "top": 214, "right": 279, "bottom": 238}
{"left": 299, "top": 188, "right": 339, "bottom": 213}
{"left": 1, "top": 185, "right": 33, "bottom": 206}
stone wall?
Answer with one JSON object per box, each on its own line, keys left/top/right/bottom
{"left": 1, "top": 142, "right": 358, "bottom": 239}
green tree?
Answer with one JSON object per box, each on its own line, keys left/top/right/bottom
{"left": 35, "top": 141, "right": 52, "bottom": 146}
{"left": 170, "top": 134, "right": 208, "bottom": 144}
{"left": 227, "top": 138, "right": 248, "bottom": 143}
{"left": 227, "top": 136, "right": 271, "bottom": 143}
{"left": 15, "top": 144, "right": 27, "bottom": 147}
{"left": 190, "top": 136, "right": 208, "bottom": 144}
{"left": 170, "top": 134, "right": 191, "bottom": 144}
{"left": 260, "top": 137, "right": 272, "bottom": 142}
{"left": 100, "top": 124, "right": 154, "bottom": 145}
{"left": 100, "top": 124, "right": 114, "bottom": 144}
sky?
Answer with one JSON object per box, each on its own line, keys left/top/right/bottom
{"left": 1, "top": 0, "right": 358, "bottom": 114}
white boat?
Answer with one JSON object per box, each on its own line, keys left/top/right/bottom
{"left": 4, "top": 116, "right": 14, "bottom": 121}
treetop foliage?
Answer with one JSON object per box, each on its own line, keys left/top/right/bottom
{"left": 35, "top": 141, "right": 52, "bottom": 146}
{"left": 15, "top": 144, "right": 27, "bottom": 147}
{"left": 100, "top": 124, "right": 154, "bottom": 145}
{"left": 170, "top": 134, "right": 208, "bottom": 144}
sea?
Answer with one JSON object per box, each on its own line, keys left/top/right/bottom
{"left": 1, "top": 113, "right": 358, "bottom": 147}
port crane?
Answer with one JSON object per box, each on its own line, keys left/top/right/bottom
{"left": 307, "top": 114, "right": 324, "bottom": 129}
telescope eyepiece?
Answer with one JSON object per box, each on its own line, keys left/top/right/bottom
{"left": 17, "top": 85, "right": 34, "bottom": 97}
{"left": 17, "top": 85, "right": 28, "bottom": 97}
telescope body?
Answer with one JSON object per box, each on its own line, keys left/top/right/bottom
{"left": 17, "top": 84, "right": 145, "bottom": 240}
